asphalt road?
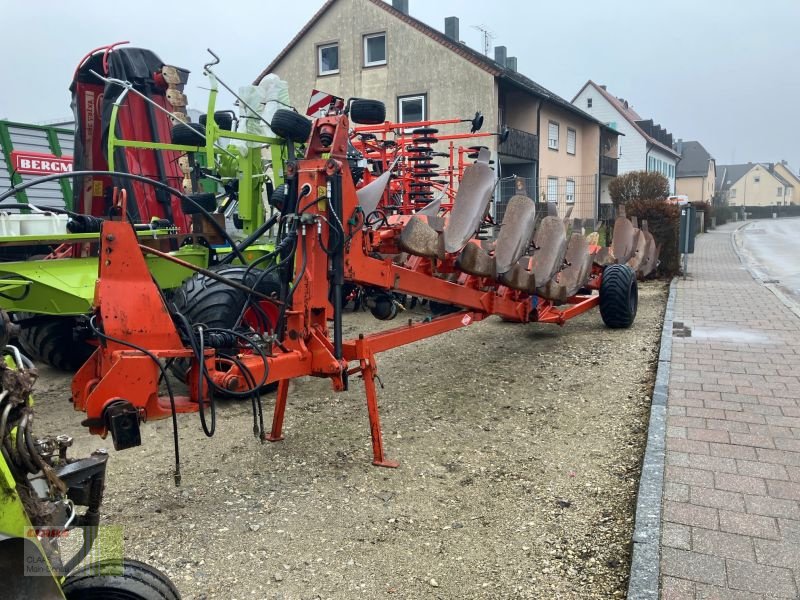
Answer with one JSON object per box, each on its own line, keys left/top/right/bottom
{"left": 738, "top": 217, "right": 800, "bottom": 309}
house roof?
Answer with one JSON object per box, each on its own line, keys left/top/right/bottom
{"left": 573, "top": 80, "right": 679, "bottom": 158}
{"left": 768, "top": 163, "right": 800, "bottom": 187}
{"left": 256, "top": 0, "right": 618, "bottom": 133}
{"left": 714, "top": 162, "right": 795, "bottom": 192}
{"left": 675, "top": 141, "right": 714, "bottom": 178}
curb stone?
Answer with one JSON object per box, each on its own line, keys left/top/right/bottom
{"left": 626, "top": 278, "right": 676, "bottom": 600}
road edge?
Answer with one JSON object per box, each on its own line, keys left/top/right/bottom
{"left": 731, "top": 221, "right": 800, "bottom": 320}
{"left": 626, "top": 277, "right": 676, "bottom": 600}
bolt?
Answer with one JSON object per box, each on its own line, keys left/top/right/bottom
{"left": 105, "top": 234, "right": 115, "bottom": 242}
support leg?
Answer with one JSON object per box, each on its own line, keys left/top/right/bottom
{"left": 361, "top": 360, "right": 399, "bottom": 468}
{"left": 267, "top": 379, "right": 290, "bottom": 442}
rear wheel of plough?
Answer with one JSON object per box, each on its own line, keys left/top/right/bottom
{"left": 599, "top": 264, "right": 638, "bottom": 329}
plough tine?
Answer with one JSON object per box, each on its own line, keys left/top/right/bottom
{"left": 537, "top": 232, "right": 593, "bottom": 303}
{"left": 442, "top": 148, "right": 495, "bottom": 254}
{"left": 397, "top": 215, "right": 442, "bottom": 258}
{"left": 626, "top": 226, "right": 647, "bottom": 272}
{"left": 494, "top": 194, "right": 536, "bottom": 274}
{"left": 610, "top": 214, "right": 636, "bottom": 264}
{"left": 417, "top": 197, "right": 442, "bottom": 217}
{"left": 639, "top": 220, "right": 658, "bottom": 278}
{"left": 357, "top": 168, "right": 393, "bottom": 217}
{"left": 547, "top": 202, "right": 559, "bottom": 217}
{"left": 527, "top": 216, "right": 567, "bottom": 287}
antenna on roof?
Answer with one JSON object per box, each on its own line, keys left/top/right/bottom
{"left": 471, "top": 24, "right": 495, "bottom": 56}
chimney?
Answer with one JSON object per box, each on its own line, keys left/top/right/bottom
{"left": 444, "top": 16, "right": 459, "bottom": 40}
{"left": 494, "top": 45, "right": 507, "bottom": 66}
{"left": 600, "top": 84, "right": 607, "bottom": 90}
{"left": 392, "top": 0, "right": 408, "bottom": 14}
{"left": 676, "top": 138, "right": 683, "bottom": 155}
{"left": 506, "top": 56, "right": 517, "bottom": 72}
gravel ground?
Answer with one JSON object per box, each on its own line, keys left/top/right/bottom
{"left": 34, "top": 281, "right": 667, "bottom": 599}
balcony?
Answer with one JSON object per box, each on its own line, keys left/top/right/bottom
{"left": 600, "top": 155, "right": 618, "bottom": 177}
{"left": 499, "top": 127, "right": 539, "bottom": 162}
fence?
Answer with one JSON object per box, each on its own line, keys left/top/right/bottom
{"left": 493, "top": 175, "right": 599, "bottom": 237}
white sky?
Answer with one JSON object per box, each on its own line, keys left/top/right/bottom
{"left": 2, "top": 0, "right": 799, "bottom": 170}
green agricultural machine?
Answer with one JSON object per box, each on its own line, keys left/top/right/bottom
{"left": 0, "top": 309, "right": 180, "bottom": 598}
{"left": 0, "top": 44, "right": 309, "bottom": 370}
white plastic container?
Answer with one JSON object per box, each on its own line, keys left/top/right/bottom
{"left": 0, "top": 213, "right": 22, "bottom": 236}
{"left": 18, "top": 210, "right": 69, "bottom": 236}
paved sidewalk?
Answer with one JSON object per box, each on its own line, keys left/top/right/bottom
{"left": 661, "top": 222, "right": 800, "bottom": 599}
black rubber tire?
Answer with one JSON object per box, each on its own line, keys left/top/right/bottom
{"left": 199, "top": 110, "right": 234, "bottom": 131}
{"left": 17, "top": 315, "right": 95, "bottom": 371}
{"left": 270, "top": 109, "right": 312, "bottom": 143}
{"left": 349, "top": 99, "right": 386, "bottom": 125}
{"left": 170, "top": 122, "right": 205, "bottom": 146}
{"left": 599, "top": 264, "right": 638, "bottom": 329}
{"left": 168, "top": 265, "right": 281, "bottom": 388}
{"left": 269, "top": 184, "right": 287, "bottom": 212}
{"left": 62, "top": 558, "right": 180, "bottom": 600}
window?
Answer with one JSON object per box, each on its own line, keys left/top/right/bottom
{"left": 547, "top": 177, "right": 559, "bottom": 202}
{"left": 586, "top": 98, "right": 593, "bottom": 108}
{"left": 318, "top": 43, "right": 339, "bottom": 76}
{"left": 566, "top": 179, "right": 575, "bottom": 204}
{"left": 548, "top": 121, "right": 559, "bottom": 150}
{"left": 730, "top": 188, "right": 736, "bottom": 198}
{"left": 364, "top": 33, "right": 386, "bottom": 67}
{"left": 777, "top": 187, "right": 783, "bottom": 197}
{"left": 754, "top": 175, "right": 760, "bottom": 183}
{"left": 398, "top": 94, "right": 426, "bottom": 125}
{"left": 567, "top": 128, "right": 576, "bottom": 155}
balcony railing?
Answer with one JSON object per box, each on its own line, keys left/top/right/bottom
{"left": 600, "top": 155, "right": 618, "bottom": 176}
{"left": 498, "top": 127, "right": 539, "bottom": 162}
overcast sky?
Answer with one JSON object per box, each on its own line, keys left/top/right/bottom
{"left": 2, "top": 0, "right": 799, "bottom": 170}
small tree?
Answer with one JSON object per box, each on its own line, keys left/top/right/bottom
{"left": 608, "top": 171, "right": 670, "bottom": 205}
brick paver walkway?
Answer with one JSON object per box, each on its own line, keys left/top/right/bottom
{"left": 660, "top": 223, "right": 800, "bottom": 599}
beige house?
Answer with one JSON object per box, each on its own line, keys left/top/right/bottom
{"left": 772, "top": 162, "right": 800, "bottom": 204}
{"left": 257, "top": 0, "right": 620, "bottom": 222}
{"left": 674, "top": 140, "right": 715, "bottom": 203}
{"left": 716, "top": 163, "right": 794, "bottom": 207}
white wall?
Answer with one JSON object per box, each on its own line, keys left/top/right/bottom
{"left": 648, "top": 146, "right": 678, "bottom": 194}
{"left": 573, "top": 85, "right": 647, "bottom": 176}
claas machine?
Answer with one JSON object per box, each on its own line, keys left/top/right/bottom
{"left": 0, "top": 309, "right": 180, "bottom": 599}
{"left": 60, "top": 98, "right": 655, "bottom": 482}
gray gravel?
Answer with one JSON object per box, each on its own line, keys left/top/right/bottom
{"left": 33, "top": 281, "right": 667, "bottom": 599}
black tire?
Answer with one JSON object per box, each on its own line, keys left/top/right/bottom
{"left": 169, "top": 265, "right": 281, "bottom": 388}
{"left": 62, "top": 558, "right": 180, "bottom": 600}
{"left": 269, "top": 184, "right": 287, "bottom": 212}
{"left": 349, "top": 99, "right": 386, "bottom": 125}
{"left": 17, "top": 315, "right": 95, "bottom": 371}
{"left": 599, "top": 264, "right": 638, "bottom": 329}
{"left": 170, "top": 122, "right": 205, "bottom": 146}
{"left": 199, "top": 110, "right": 234, "bottom": 131}
{"left": 270, "top": 109, "right": 312, "bottom": 143}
